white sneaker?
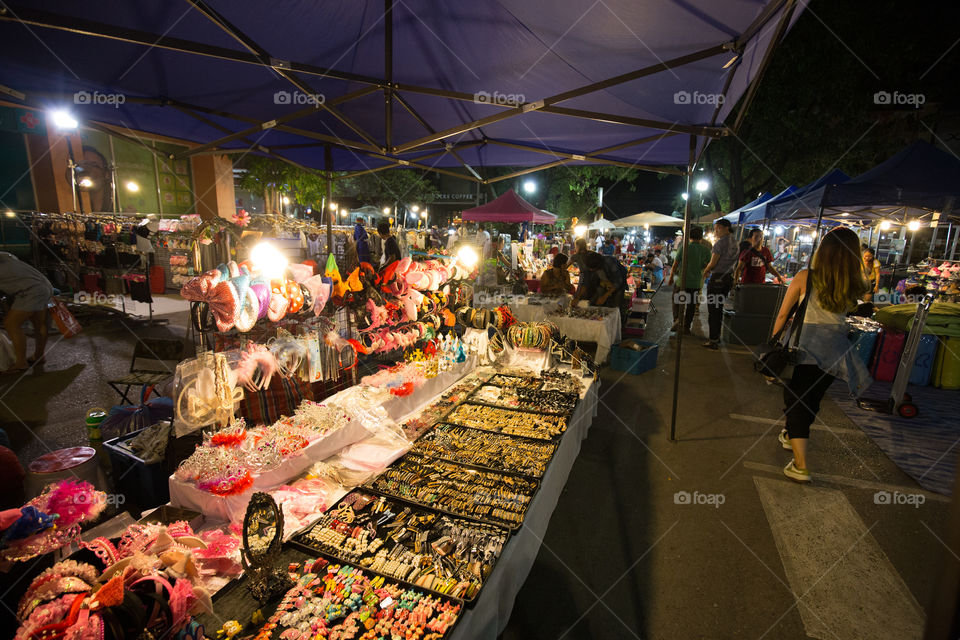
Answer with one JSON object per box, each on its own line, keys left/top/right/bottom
{"left": 778, "top": 429, "right": 792, "bottom": 450}
{"left": 783, "top": 459, "right": 811, "bottom": 483}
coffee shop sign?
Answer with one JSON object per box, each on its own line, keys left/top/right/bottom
{"left": 432, "top": 193, "right": 475, "bottom": 202}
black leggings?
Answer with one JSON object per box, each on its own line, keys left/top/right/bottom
{"left": 783, "top": 364, "right": 835, "bottom": 440}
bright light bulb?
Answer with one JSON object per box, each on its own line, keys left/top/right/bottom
{"left": 411, "top": 205, "right": 420, "bottom": 213}
{"left": 329, "top": 202, "right": 337, "bottom": 211}
{"left": 125, "top": 181, "right": 139, "bottom": 192}
{"left": 573, "top": 225, "right": 588, "bottom": 237}
{"left": 456, "top": 245, "right": 479, "bottom": 268}
{"left": 383, "top": 207, "right": 391, "bottom": 214}
{"left": 281, "top": 196, "right": 290, "bottom": 205}
{"left": 50, "top": 109, "right": 78, "bottom": 130}
{"left": 340, "top": 209, "right": 347, "bottom": 217}
{"left": 523, "top": 180, "right": 536, "bottom": 194}
{"left": 879, "top": 220, "right": 892, "bottom": 231}
{"left": 695, "top": 179, "right": 710, "bottom": 192}
{"left": 250, "top": 242, "right": 289, "bottom": 279}
{"left": 681, "top": 193, "right": 689, "bottom": 201}
{"left": 78, "top": 177, "right": 93, "bottom": 188}
{"left": 4, "top": 210, "right": 15, "bottom": 218}
{"left": 774, "top": 226, "right": 784, "bottom": 235}
{"left": 421, "top": 211, "right": 427, "bottom": 219}
{"left": 908, "top": 220, "right": 921, "bottom": 232}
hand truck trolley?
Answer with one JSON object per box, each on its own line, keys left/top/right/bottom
{"left": 857, "top": 293, "right": 935, "bottom": 418}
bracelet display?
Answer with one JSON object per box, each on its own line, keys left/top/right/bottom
{"left": 411, "top": 424, "right": 557, "bottom": 478}
{"left": 292, "top": 490, "right": 508, "bottom": 603}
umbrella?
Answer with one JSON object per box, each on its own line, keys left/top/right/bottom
{"left": 588, "top": 218, "right": 616, "bottom": 230}
{"left": 613, "top": 212, "right": 684, "bottom": 228}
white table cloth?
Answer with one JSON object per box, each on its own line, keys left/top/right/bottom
{"left": 449, "top": 373, "right": 598, "bottom": 639}
{"left": 512, "top": 304, "right": 621, "bottom": 364}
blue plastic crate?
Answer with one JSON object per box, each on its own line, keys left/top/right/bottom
{"left": 103, "top": 426, "right": 170, "bottom": 516}
{"left": 909, "top": 334, "right": 939, "bottom": 386}
{"left": 610, "top": 340, "right": 658, "bottom": 375}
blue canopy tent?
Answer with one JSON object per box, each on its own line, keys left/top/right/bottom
{"left": 0, "top": 1, "right": 806, "bottom": 448}
{"left": 726, "top": 191, "right": 772, "bottom": 225}
{"left": 765, "top": 168, "right": 851, "bottom": 221}
{"left": 738, "top": 185, "right": 797, "bottom": 224}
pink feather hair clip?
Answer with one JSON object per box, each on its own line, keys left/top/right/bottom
{"left": 234, "top": 344, "right": 278, "bottom": 391}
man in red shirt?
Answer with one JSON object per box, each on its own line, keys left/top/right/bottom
{"left": 734, "top": 228, "right": 784, "bottom": 284}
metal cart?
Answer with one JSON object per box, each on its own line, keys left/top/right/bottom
{"left": 858, "top": 293, "right": 935, "bottom": 418}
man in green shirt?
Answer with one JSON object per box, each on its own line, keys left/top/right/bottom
{"left": 668, "top": 226, "right": 711, "bottom": 334}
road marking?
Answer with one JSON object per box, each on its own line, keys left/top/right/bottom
{"left": 745, "top": 461, "right": 950, "bottom": 503}
{"left": 730, "top": 413, "right": 862, "bottom": 435}
{"left": 754, "top": 477, "right": 926, "bottom": 639}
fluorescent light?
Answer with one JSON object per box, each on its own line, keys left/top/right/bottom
{"left": 50, "top": 109, "right": 78, "bottom": 130}
{"left": 124, "top": 180, "right": 139, "bottom": 192}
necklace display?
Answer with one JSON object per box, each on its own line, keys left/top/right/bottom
{"left": 411, "top": 424, "right": 556, "bottom": 478}
{"left": 366, "top": 454, "right": 538, "bottom": 528}
{"left": 293, "top": 491, "right": 508, "bottom": 603}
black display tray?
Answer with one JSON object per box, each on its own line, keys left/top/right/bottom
{"left": 484, "top": 373, "right": 543, "bottom": 390}
{"left": 443, "top": 401, "right": 570, "bottom": 441}
{"left": 196, "top": 545, "right": 464, "bottom": 639}
{"left": 364, "top": 453, "right": 539, "bottom": 530}
{"left": 467, "top": 383, "right": 578, "bottom": 416}
{"left": 410, "top": 422, "right": 558, "bottom": 479}
{"left": 289, "top": 489, "right": 509, "bottom": 607}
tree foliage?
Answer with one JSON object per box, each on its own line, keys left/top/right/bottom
{"left": 338, "top": 169, "right": 438, "bottom": 209}
{"left": 236, "top": 156, "right": 332, "bottom": 214}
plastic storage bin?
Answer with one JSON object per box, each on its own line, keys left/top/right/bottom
{"left": 734, "top": 284, "right": 786, "bottom": 315}
{"left": 933, "top": 336, "right": 960, "bottom": 389}
{"left": 722, "top": 312, "right": 777, "bottom": 346}
{"left": 103, "top": 427, "right": 170, "bottom": 516}
{"left": 871, "top": 328, "right": 906, "bottom": 382}
{"left": 849, "top": 329, "right": 879, "bottom": 368}
{"left": 610, "top": 340, "right": 658, "bottom": 375}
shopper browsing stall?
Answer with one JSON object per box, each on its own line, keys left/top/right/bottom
{"left": 701, "top": 218, "right": 739, "bottom": 350}
{"left": 377, "top": 221, "right": 401, "bottom": 267}
{"left": 734, "top": 228, "right": 784, "bottom": 284}
{"left": 862, "top": 245, "right": 881, "bottom": 301}
{"left": 668, "top": 226, "right": 711, "bottom": 334}
{"left": 575, "top": 252, "right": 628, "bottom": 314}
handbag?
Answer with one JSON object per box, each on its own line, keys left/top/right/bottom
{"left": 754, "top": 286, "right": 810, "bottom": 382}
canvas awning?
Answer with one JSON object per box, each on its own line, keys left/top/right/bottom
{"left": 613, "top": 212, "right": 684, "bottom": 227}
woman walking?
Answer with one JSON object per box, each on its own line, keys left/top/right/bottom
{"left": 771, "top": 227, "right": 870, "bottom": 482}
{"left": 0, "top": 252, "right": 53, "bottom": 373}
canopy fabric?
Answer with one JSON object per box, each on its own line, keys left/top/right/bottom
{"left": 819, "top": 141, "right": 960, "bottom": 218}
{"left": 589, "top": 218, "right": 616, "bottom": 230}
{"left": 461, "top": 189, "right": 556, "bottom": 223}
{"left": 764, "top": 168, "right": 851, "bottom": 221}
{"left": 738, "top": 185, "right": 797, "bottom": 224}
{"left": 0, "top": 1, "right": 804, "bottom": 173}
{"left": 613, "top": 212, "right": 684, "bottom": 228}
{"left": 726, "top": 192, "right": 771, "bottom": 224}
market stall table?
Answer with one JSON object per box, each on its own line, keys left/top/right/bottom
{"left": 512, "top": 304, "right": 622, "bottom": 363}
{"left": 448, "top": 372, "right": 598, "bottom": 639}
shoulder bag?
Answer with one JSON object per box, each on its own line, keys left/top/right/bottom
{"left": 754, "top": 285, "right": 810, "bottom": 382}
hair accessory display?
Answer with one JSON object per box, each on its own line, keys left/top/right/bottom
{"left": 411, "top": 423, "right": 557, "bottom": 478}
{"left": 444, "top": 403, "right": 568, "bottom": 441}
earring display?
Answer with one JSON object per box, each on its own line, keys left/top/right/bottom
{"left": 250, "top": 557, "right": 462, "bottom": 640}
{"left": 469, "top": 384, "right": 578, "bottom": 416}
{"left": 410, "top": 424, "right": 557, "bottom": 478}
{"left": 292, "top": 490, "right": 508, "bottom": 604}
{"left": 401, "top": 373, "right": 488, "bottom": 440}
{"left": 444, "top": 403, "right": 568, "bottom": 441}
{"left": 486, "top": 374, "right": 542, "bottom": 389}
{"left": 366, "top": 454, "right": 538, "bottom": 529}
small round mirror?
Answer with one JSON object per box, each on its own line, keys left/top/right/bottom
{"left": 243, "top": 492, "right": 283, "bottom": 565}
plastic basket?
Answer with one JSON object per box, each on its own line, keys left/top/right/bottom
{"left": 103, "top": 427, "right": 170, "bottom": 516}
{"left": 610, "top": 341, "right": 658, "bottom": 374}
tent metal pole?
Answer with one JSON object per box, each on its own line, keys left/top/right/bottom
{"left": 384, "top": 0, "right": 393, "bottom": 152}
{"left": 325, "top": 145, "right": 333, "bottom": 251}
{"left": 951, "top": 223, "right": 960, "bottom": 260}
{"left": 944, "top": 223, "right": 953, "bottom": 260}
{"left": 670, "top": 134, "right": 697, "bottom": 442}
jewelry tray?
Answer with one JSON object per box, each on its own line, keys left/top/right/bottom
{"left": 442, "top": 401, "right": 570, "bottom": 441}
{"left": 289, "top": 489, "right": 509, "bottom": 607}
{"left": 410, "top": 423, "right": 558, "bottom": 479}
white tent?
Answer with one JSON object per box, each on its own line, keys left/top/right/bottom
{"left": 588, "top": 218, "right": 616, "bottom": 230}
{"left": 613, "top": 211, "right": 684, "bottom": 228}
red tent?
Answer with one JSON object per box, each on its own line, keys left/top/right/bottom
{"left": 461, "top": 189, "right": 557, "bottom": 224}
